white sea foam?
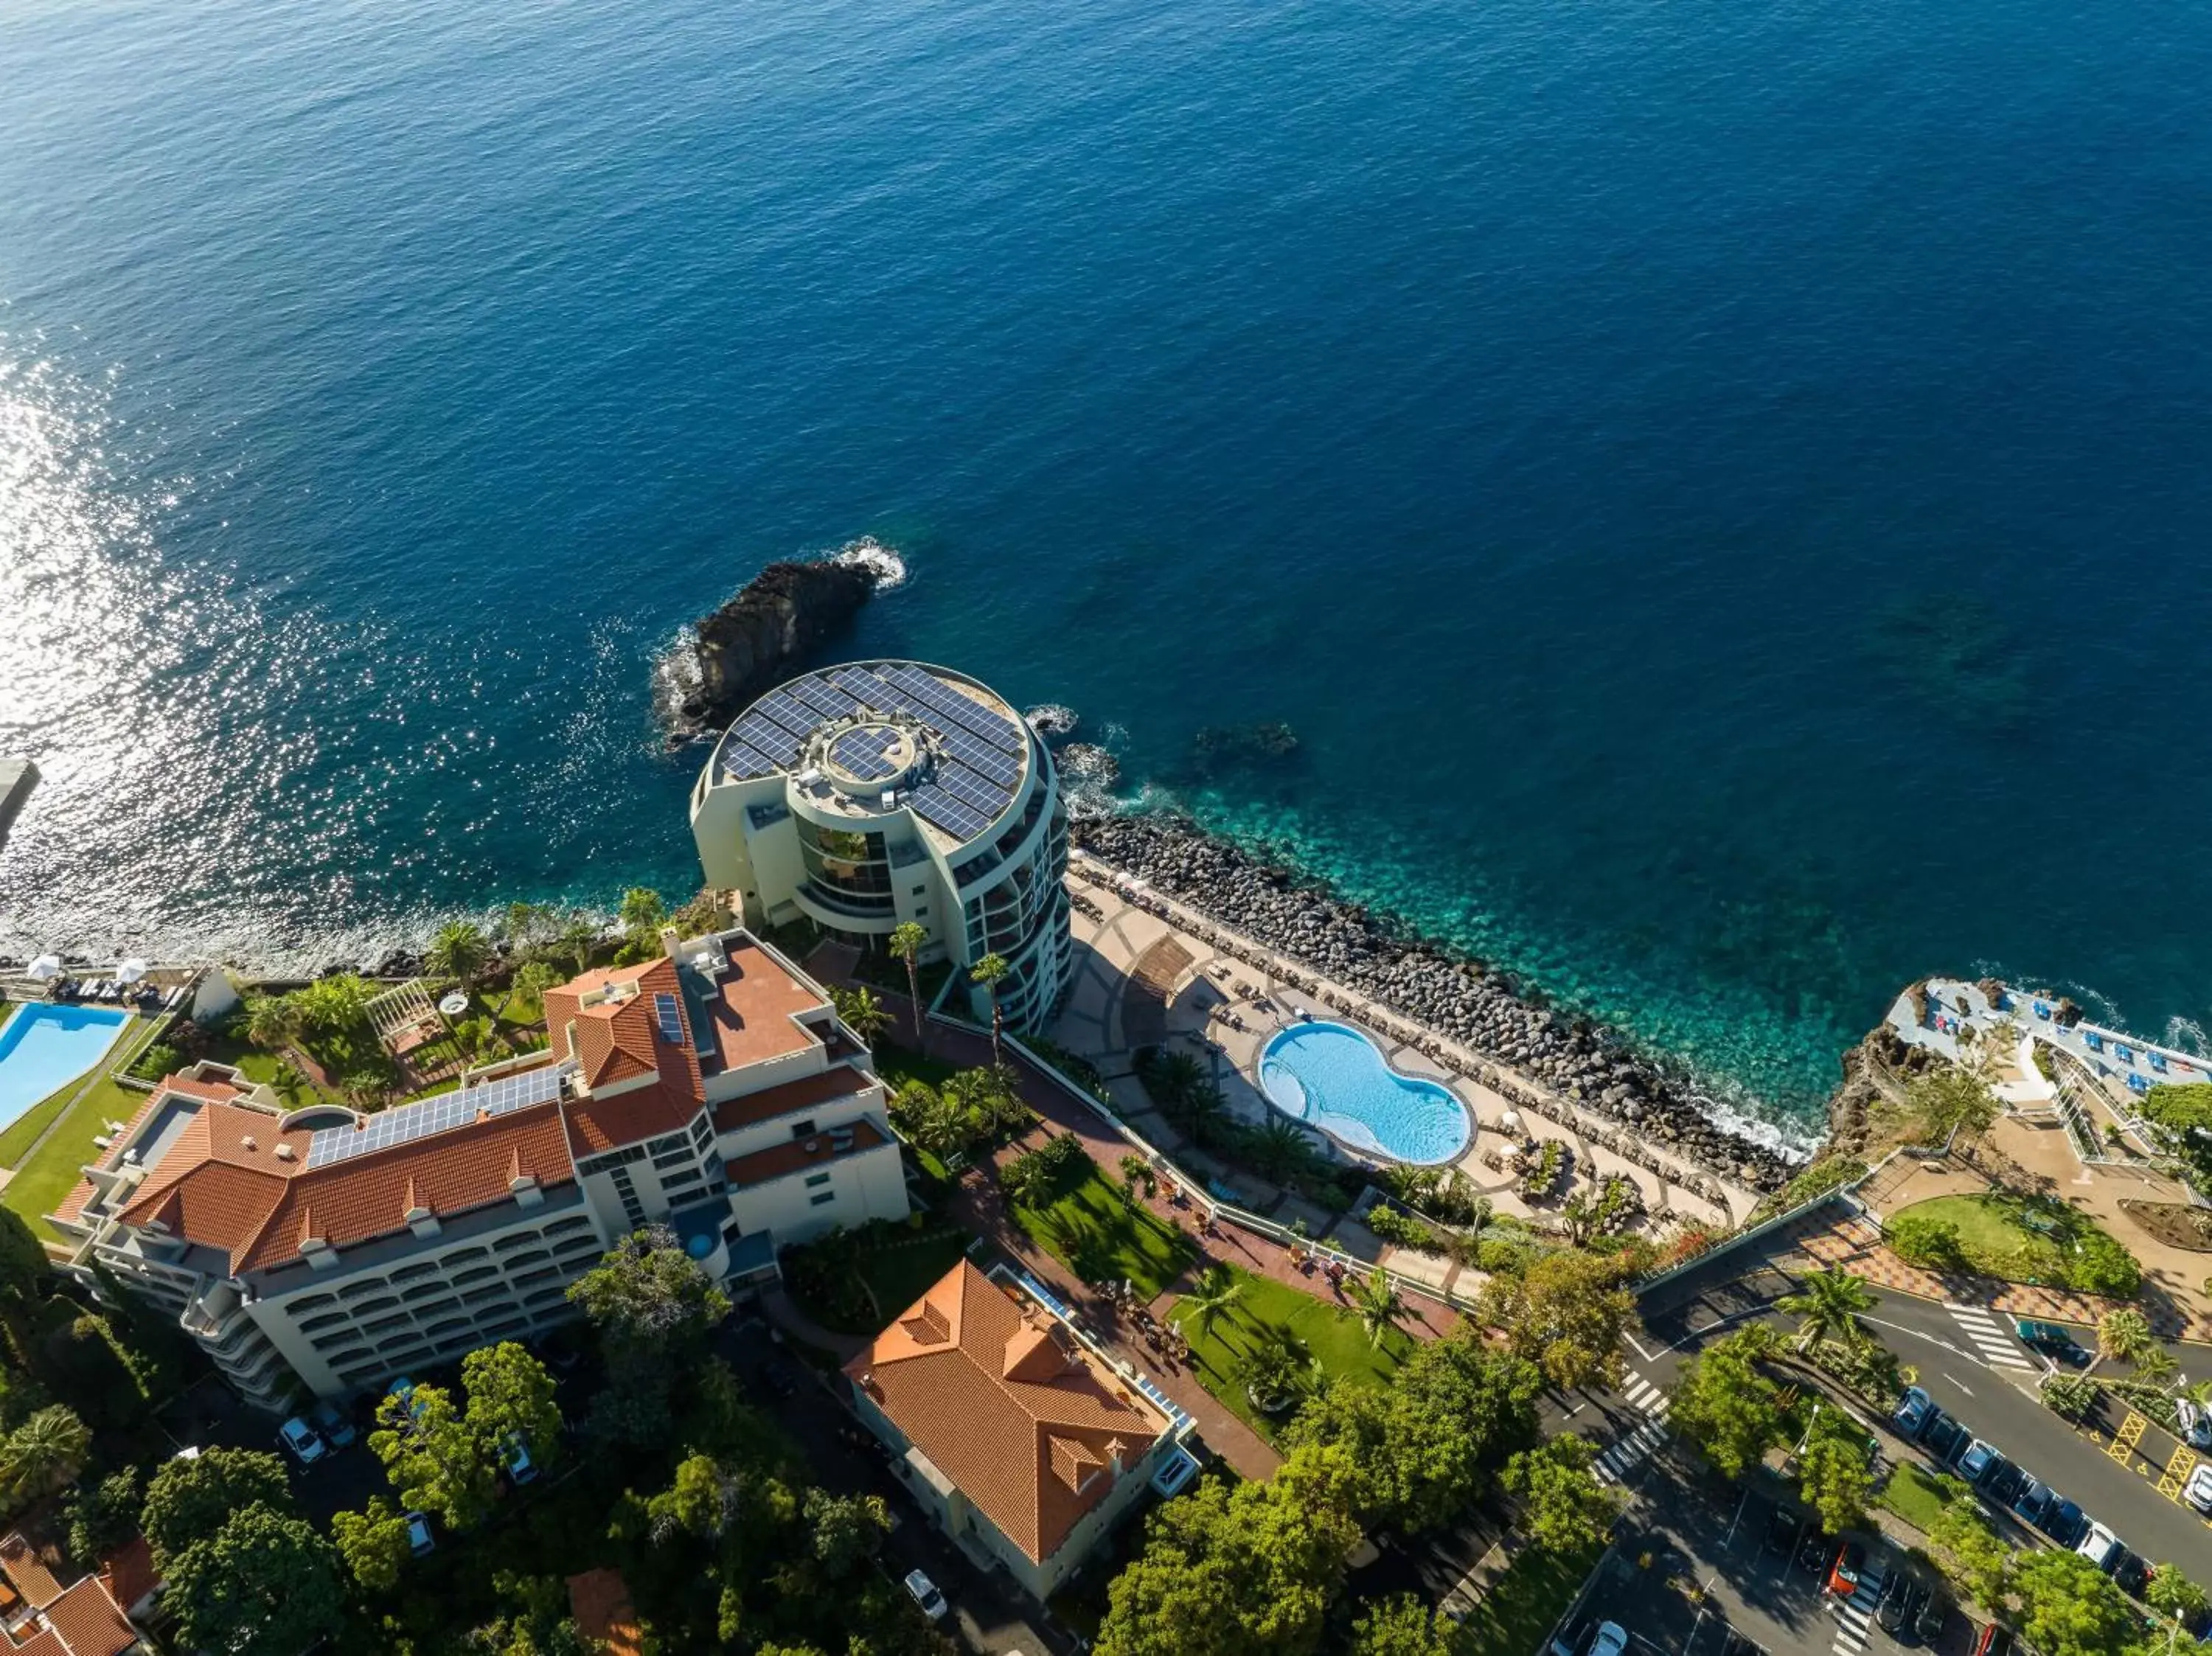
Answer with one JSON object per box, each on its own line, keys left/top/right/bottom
{"left": 832, "top": 534, "right": 908, "bottom": 590}
{"left": 1025, "top": 703, "right": 1079, "bottom": 740}
{"left": 648, "top": 622, "right": 705, "bottom": 731}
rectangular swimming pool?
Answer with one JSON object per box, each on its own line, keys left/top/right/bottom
{"left": 0, "top": 1003, "right": 133, "bottom": 1132}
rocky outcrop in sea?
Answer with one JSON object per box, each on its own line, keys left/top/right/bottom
{"left": 1074, "top": 811, "right": 1797, "bottom": 1191}
{"left": 660, "top": 557, "right": 882, "bottom": 738}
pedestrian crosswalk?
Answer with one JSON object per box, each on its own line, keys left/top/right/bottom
{"left": 1829, "top": 1568, "right": 1885, "bottom": 1656}
{"left": 1944, "top": 1303, "right": 2036, "bottom": 1370}
{"left": 1593, "top": 1373, "right": 1671, "bottom": 1483}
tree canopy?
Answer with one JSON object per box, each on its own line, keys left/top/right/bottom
{"left": 1096, "top": 1445, "right": 1363, "bottom": 1656}
{"left": 1796, "top": 1413, "right": 1874, "bottom": 1535}
{"left": 165, "top": 1501, "right": 345, "bottom": 1656}
{"left": 331, "top": 1496, "right": 414, "bottom": 1593}
{"left": 141, "top": 1444, "right": 293, "bottom": 1569}
{"left": 1667, "top": 1329, "right": 1786, "bottom": 1478}
{"left": 1927, "top": 1495, "right": 2011, "bottom": 1612}
{"left": 568, "top": 1225, "right": 730, "bottom": 1440}
{"left": 2009, "top": 1548, "right": 2140, "bottom": 1656}
{"left": 1479, "top": 1248, "right": 1639, "bottom": 1391}
{"left": 1503, "top": 1435, "right": 1621, "bottom": 1554}
{"left": 371, "top": 1381, "right": 503, "bottom": 1531}
{"left": 1346, "top": 1593, "right": 1459, "bottom": 1656}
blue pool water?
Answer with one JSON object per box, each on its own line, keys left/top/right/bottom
{"left": 1259, "top": 1022, "right": 1472, "bottom": 1166}
{"left": 0, "top": 1004, "right": 132, "bottom": 1129}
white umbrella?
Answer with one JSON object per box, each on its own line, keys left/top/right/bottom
{"left": 27, "top": 955, "right": 62, "bottom": 981}
{"left": 114, "top": 958, "right": 150, "bottom": 984}
{"left": 1497, "top": 1109, "right": 1523, "bottom": 1135}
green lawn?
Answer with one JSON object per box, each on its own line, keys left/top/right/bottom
{"left": 1011, "top": 1165, "right": 1195, "bottom": 1301}
{"left": 872, "top": 1036, "right": 964, "bottom": 1093}
{"left": 1877, "top": 1462, "right": 1958, "bottom": 1534}
{"left": 1, "top": 1014, "right": 173, "bottom": 1238}
{"left": 1888, "top": 1192, "right": 2130, "bottom": 1290}
{"left": 1453, "top": 1538, "right": 1607, "bottom": 1656}
{"left": 1174, "top": 1265, "right": 1416, "bottom": 1438}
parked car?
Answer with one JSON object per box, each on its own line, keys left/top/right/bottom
{"left": 1796, "top": 1531, "right": 1831, "bottom": 1576}
{"left": 1893, "top": 1386, "right": 1933, "bottom": 1437}
{"left": 1588, "top": 1624, "right": 1630, "bottom": 1656}
{"left": 1956, "top": 1439, "right": 2001, "bottom": 1485}
{"left": 2015, "top": 1321, "right": 2090, "bottom": 1365}
{"left": 2011, "top": 1478, "right": 2054, "bottom": 1528}
{"left": 1972, "top": 1625, "right": 2013, "bottom": 1656}
{"left": 902, "top": 1569, "right": 948, "bottom": 1624}
{"left": 276, "top": 1416, "right": 326, "bottom": 1467}
{"left": 2113, "top": 1552, "right": 2150, "bottom": 1601}
{"left": 2184, "top": 1464, "right": 2212, "bottom": 1516}
{"left": 2076, "top": 1522, "right": 2121, "bottom": 1572}
{"left": 1985, "top": 1461, "right": 2027, "bottom": 1508}
{"left": 2175, "top": 1400, "right": 2212, "bottom": 1451}
{"left": 501, "top": 1433, "right": 538, "bottom": 1485}
{"left": 1923, "top": 1413, "right": 1969, "bottom": 1465}
{"left": 406, "top": 1511, "right": 434, "bottom": 1556}
{"left": 1829, "top": 1542, "right": 1868, "bottom": 1598}
{"left": 1878, "top": 1576, "right": 1920, "bottom": 1637}
{"left": 1917, "top": 1588, "right": 1952, "bottom": 1643}
{"left": 1764, "top": 1504, "right": 1802, "bottom": 1557}
{"left": 308, "top": 1400, "right": 358, "bottom": 1450}
{"left": 2039, "top": 1496, "right": 2087, "bottom": 1547}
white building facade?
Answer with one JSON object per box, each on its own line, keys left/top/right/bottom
{"left": 49, "top": 928, "right": 908, "bottom": 1409}
{"left": 689, "top": 660, "right": 1072, "bottom": 1031}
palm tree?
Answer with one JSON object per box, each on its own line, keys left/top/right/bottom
{"left": 1346, "top": 1268, "right": 1409, "bottom": 1349}
{"left": 888, "top": 922, "right": 929, "bottom": 1048}
{"left": 508, "top": 959, "right": 560, "bottom": 1024}
{"left": 1150, "top": 1049, "right": 1207, "bottom": 1110}
{"left": 1175, "top": 1263, "right": 1243, "bottom": 1343}
{"left": 271, "top": 1063, "right": 313, "bottom": 1109}
{"left": 839, "top": 987, "right": 891, "bottom": 1049}
{"left": 1249, "top": 1116, "right": 1318, "bottom": 1183}
{"left": 1777, "top": 1266, "right": 1877, "bottom": 1353}
{"left": 1119, "top": 1153, "right": 1158, "bottom": 1203}
{"left": 1237, "top": 1323, "right": 1315, "bottom": 1413}
{"left": 1180, "top": 1082, "right": 1229, "bottom": 1149}
{"left": 243, "top": 994, "right": 303, "bottom": 1057}
{"left": 426, "top": 919, "right": 490, "bottom": 989}
{"left": 2131, "top": 1341, "right": 2180, "bottom": 1387}
{"left": 2098, "top": 1307, "right": 2155, "bottom": 1364}
{"left": 0, "top": 1405, "right": 90, "bottom": 1505}
{"left": 970, "top": 953, "right": 1010, "bottom": 1069}
{"left": 555, "top": 916, "right": 601, "bottom": 976}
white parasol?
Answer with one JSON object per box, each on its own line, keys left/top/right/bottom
{"left": 114, "top": 958, "right": 150, "bottom": 984}
{"left": 27, "top": 956, "right": 63, "bottom": 981}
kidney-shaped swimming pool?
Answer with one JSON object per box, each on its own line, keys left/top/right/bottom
{"left": 1257, "top": 1020, "right": 1471, "bottom": 1165}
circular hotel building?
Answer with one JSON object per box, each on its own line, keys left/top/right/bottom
{"left": 689, "top": 660, "right": 1072, "bottom": 1030}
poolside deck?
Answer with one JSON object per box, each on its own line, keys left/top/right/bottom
{"left": 1054, "top": 860, "right": 1761, "bottom": 1277}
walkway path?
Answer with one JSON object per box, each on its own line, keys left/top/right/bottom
{"left": 812, "top": 964, "right": 1465, "bottom": 1481}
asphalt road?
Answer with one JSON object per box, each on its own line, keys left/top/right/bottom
{"left": 1614, "top": 1234, "right": 2212, "bottom": 1573}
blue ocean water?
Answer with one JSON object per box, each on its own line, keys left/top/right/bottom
{"left": 4, "top": 0, "right": 2211, "bottom": 1143}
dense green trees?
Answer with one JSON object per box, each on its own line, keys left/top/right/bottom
{"left": 1503, "top": 1436, "right": 1621, "bottom": 1554}
{"left": 1286, "top": 1334, "right": 1541, "bottom": 1536}
{"left": 1096, "top": 1443, "right": 1363, "bottom": 1656}
{"left": 1346, "top": 1593, "right": 1460, "bottom": 1656}
{"left": 1928, "top": 1495, "right": 2012, "bottom": 1611}
{"left": 568, "top": 1225, "right": 730, "bottom": 1441}
{"left": 1906, "top": 1068, "right": 1999, "bottom": 1147}
{"left": 330, "top": 1496, "right": 414, "bottom": 1593}
{"left": 142, "top": 1445, "right": 292, "bottom": 1568}
{"left": 64, "top": 1467, "right": 139, "bottom": 1562}
{"left": 166, "top": 1501, "right": 344, "bottom": 1656}
{"left": 2010, "top": 1550, "right": 2140, "bottom": 1656}
{"left": 368, "top": 1343, "right": 563, "bottom": 1530}
{"left": 1668, "top": 1328, "right": 1787, "bottom": 1478}
{"left": 1795, "top": 1413, "right": 1874, "bottom": 1536}
{"left": 0, "top": 1403, "right": 89, "bottom": 1508}
{"left": 1481, "top": 1248, "right": 1640, "bottom": 1391}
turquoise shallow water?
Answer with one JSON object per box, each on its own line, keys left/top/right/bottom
{"left": 4, "top": 0, "right": 2212, "bottom": 1141}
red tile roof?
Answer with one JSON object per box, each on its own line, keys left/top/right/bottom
{"left": 0, "top": 1537, "right": 136, "bottom": 1656}
{"left": 541, "top": 958, "right": 709, "bottom": 1154}
{"left": 566, "top": 1569, "right": 642, "bottom": 1656}
{"left": 95, "top": 1539, "right": 156, "bottom": 1615}
{"left": 847, "top": 1262, "right": 1168, "bottom": 1564}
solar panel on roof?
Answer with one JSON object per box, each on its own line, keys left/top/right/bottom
{"left": 305, "top": 1062, "right": 571, "bottom": 1167}
{"left": 830, "top": 728, "right": 897, "bottom": 780}
{"left": 908, "top": 783, "right": 987, "bottom": 841}
{"left": 755, "top": 691, "right": 821, "bottom": 742}
{"left": 788, "top": 678, "right": 851, "bottom": 719}
{"left": 654, "top": 992, "right": 684, "bottom": 1044}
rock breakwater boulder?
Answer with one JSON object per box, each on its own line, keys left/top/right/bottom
{"left": 668, "top": 559, "right": 880, "bottom": 736}
{"left": 1074, "top": 811, "right": 1795, "bottom": 1191}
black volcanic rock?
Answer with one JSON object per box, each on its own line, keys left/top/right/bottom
{"left": 674, "top": 560, "right": 880, "bottom": 733}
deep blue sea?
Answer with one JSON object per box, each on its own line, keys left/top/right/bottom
{"left": 6, "top": 0, "right": 2211, "bottom": 1146}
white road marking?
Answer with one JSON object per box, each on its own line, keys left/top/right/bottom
{"left": 1944, "top": 1303, "right": 2036, "bottom": 1371}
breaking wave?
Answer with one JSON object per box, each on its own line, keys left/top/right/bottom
{"left": 832, "top": 534, "right": 908, "bottom": 590}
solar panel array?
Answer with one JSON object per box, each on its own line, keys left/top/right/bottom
{"left": 830, "top": 727, "right": 900, "bottom": 782}
{"left": 715, "top": 663, "right": 1029, "bottom": 846}
{"left": 306, "top": 1062, "right": 571, "bottom": 1168}
{"left": 653, "top": 992, "right": 685, "bottom": 1044}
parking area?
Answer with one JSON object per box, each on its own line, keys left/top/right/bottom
{"left": 1556, "top": 1451, "right": 1978, "bottom": 1656}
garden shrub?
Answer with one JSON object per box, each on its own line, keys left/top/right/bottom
{"left": 2064, "top": 1231, "right": 2140, "bottom": 1298}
